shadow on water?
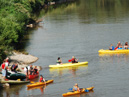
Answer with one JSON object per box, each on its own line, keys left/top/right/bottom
{"left": 49, "top": 65, "right": 88, "bottom": 77}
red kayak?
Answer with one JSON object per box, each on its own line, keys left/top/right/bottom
{"left": 28, "top": 72, "right": 39, "bottom": 80}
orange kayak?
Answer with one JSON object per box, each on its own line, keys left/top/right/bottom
{"left": 27, "top": 80, "right": 54, "bottom": 88}
{"left": 62, "top": 86, "right": 94, "bottom": 97}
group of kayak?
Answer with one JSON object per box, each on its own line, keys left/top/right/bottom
{"left": 109, "top": 41, "right": 129, "bottom": 50}
{"left": 0, "top": 58, "right": 91, "bottom": 96}
{"left": 27, "top": 57, "right": 91, "bottom": 96}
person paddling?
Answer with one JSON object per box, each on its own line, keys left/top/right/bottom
{"left": 73, "top": 83, "right": 80, "bottom": 91}
{"left": 124, "top": 42, "right": 128, "bottom": 49}
{"left": 69, "top": 56, "right": 78, "bottom": 63}
{"left": 109, "top": 44, "right": 114, "bottom": 50}
{"left": 56, "top": 57, "right": 62, "bottom": 65}
{"left": 39, "top": 75, "right": 46, "bottom": 84}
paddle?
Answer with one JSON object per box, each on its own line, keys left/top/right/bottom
{"left": 68, "top": 88, "right": 73, "bottom": 90}
{"left": 68, "top": 88, "right": 89, "bottom": 92}
{"left": 68, "top": 59, "right": 72, "bottom": 62}
{"left": 84, "top": 89, "right": 89, "bottom": 92}
{"left": 30, "top": 81, "right": 35, "bottom": 83}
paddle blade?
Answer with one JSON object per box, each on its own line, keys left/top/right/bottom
{"left": 68, "top": 59, "right": 72, "bottom": 62}
{"left": 68, "top": 88, "right": 73, "bottom": 90}
{"left": 30, "top": 81, "right": 35, "bottom": 83}
{"left": 85, "top": 89, "right": 89, "bottom": 92}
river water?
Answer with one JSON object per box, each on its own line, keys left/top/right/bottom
{"left": 1, "top": 0, "right": 129, "bottom": 97}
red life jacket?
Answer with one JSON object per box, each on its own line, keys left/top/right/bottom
{"left": 39, "top": 77, "right": 43, "bottom": 82}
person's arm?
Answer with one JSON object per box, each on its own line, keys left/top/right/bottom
{"left": 77, "top": 87, "right": 80, "bottom": 91}
{"left": 73, "top": 87, "right": 75, "bottom": 91}
{"left": 43, "top": 78, "right": 46, "bottom": 84}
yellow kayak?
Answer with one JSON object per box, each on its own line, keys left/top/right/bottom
{"left": 27, "top": 85, "right": 45, "bottom": 90}
{"left": 62, "top": 86, "right": 94, "bottom": 97}
{"left": 49, "top": 61, "right": 88, "bottom": 68}
{"left": 98, "top": 49, "right": 129, "bottom": 54}
{"left": 27, "top": 80, "right": 53, "bottom": 88}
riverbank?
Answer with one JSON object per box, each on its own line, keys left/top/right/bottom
{"left": 0, "top": 52, "right": 41, "bottom": 86}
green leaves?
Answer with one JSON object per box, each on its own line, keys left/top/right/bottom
{"left": 0, "top": 0, "right": 46, "bottom": 63}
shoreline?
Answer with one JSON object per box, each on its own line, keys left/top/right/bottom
{"left": 0, "top": 52, "right": 41, "bottom": 86}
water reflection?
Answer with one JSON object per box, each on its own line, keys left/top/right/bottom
{"left": 49, "top": 65, "right": 88, "bottom": 77}
{"left": 99, "top": 53, "right": 129, "bottom": 64}
{"left": 99, "top": 53, "right": 129, "bottom": 57}
{"left": 1, "top": 84, "right": 26, "bottom": 97}
{"left": 27, "top": 85, "right": 46, "bottom": 95}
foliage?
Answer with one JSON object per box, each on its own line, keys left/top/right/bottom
{"left": 0, "top": 0, "right": 47, "bottom": 63}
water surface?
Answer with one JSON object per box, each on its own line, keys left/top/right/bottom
{"left": 1, "top": 0, "right": 129, "bottom": 97}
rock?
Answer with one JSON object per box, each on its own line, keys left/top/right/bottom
{"left": 9, "top": 52, "right": 38, "bottom": 64}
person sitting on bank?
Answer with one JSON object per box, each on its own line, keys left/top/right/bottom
{"left": 29, "top": 65, "right": 34, "bottom": 75}
{"left": 34, "top": 66, "right": 38, "bottom": 74}
{"left": 11, "top": 64, "right": 18, "bottom": 73}
{"left": 24, "top": 66, "right": 28, "bottom": 75}
{"left": 73, "top": 83, "right": 80, "bottom": 91}
{"left": 5, "top": 58, "right": 9, "bottom": 67}
{"left": 71, "top": 56, "right": 78, "bottom": 63}
{"left": 56, "top": 57, "right": 62, "bottom": 65}
{"left": 39, "top": 75, "right": 46, "bottom": 84}
{"left": 109, "top": 44, "right": 115, "bottom": 50}
{"left": 1, "top": 60, "right": 6, "bottom": 80}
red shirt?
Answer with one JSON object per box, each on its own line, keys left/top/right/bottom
{"left": 2, "top": 63, "right": 5, "bottom": 69}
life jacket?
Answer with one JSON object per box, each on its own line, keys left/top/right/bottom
{"left": 39, "top": 77, "right": 43, "bottom": 82}
{"left": 71, "top": 58, "right": 76, "bottom": 63}
{"left": 57, "top": 60, "right": 61, "bottom": 64}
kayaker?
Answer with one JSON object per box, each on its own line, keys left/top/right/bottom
{"left": 118, "top": 44, "right": 123, "bottom": 49}
{"left": 124, "top": 42, "right": 128, "bottom": 49}
{"left": 56, "top": 57, "right": 62, "bottom": 65}
{"left": 73, "top": 83, "right": 80, "bottom": 91}
{"left": 115, "top": 41, "right": 122, "bottom": 50}
{"left": 116, "top": 41, "right": 123, "bottom": 49}
{"left": 39, "top": 75, "right": 46, "bottom": 84}
{"left": 109, "top": 44, "right": 114, "bottom": 50}
{"left": 71, "top": 56, "right": 78, "bottom": 63}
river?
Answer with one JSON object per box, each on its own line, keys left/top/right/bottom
{"left": 1, "top": 0, "right": 129, "bottom": 97}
